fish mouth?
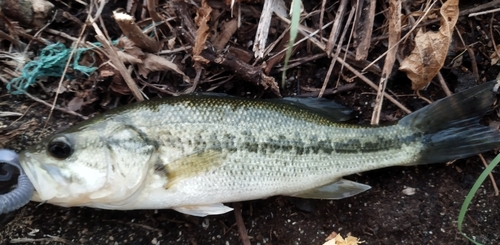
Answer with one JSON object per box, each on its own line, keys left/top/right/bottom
{"left": 18, "top": 152, "right": 68, "bottom": 201}
{"left": 18, "top": 153, "right": 42, "bottom": 201}
{"left": 18, "top": 153, "right": 38, "bottom": 185}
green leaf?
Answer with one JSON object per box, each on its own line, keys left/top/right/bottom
{"left": 281, "top": 0, "right": 301, "bottom": 88}
{"left": 457, "top": 153, "right": 500, "bottom": 245}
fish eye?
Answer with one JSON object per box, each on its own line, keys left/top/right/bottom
{"left": 47, "top": 136, "right": 73, "bottom": 159}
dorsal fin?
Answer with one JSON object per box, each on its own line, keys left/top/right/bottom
{"left": 277, "top": 97, "right": 353, "bottom": 122}
{"left": 192, "top": 93, "right": 354, "bottom": 122}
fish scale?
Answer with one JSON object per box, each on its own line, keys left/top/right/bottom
{"left": 18, "top": 81, "right": 500, "bottom": 216}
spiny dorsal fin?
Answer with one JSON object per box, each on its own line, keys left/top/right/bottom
{"left": 276, "top": 97, "right": 353, "bottom": 122}
{"left": 191, "top": 93, "right": 353, "bottom": 122}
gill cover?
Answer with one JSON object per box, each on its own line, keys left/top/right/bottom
{"left": 85, "top": 123, "right": 159, "bottom": 208}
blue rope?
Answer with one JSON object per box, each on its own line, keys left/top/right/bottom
{"left": 7, "top": 43, "right": 99, "bottom": 94}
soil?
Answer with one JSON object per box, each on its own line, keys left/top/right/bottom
{"left": 2, "top": 0, "right": 500, "bottom": 245}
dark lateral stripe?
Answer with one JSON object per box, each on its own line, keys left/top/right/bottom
{"left": 164, "top": 132, "right": 421, "bottom": 156}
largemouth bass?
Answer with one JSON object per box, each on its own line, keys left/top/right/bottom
{"left": 19, "top": 81, "right": 500, "bottom": 216}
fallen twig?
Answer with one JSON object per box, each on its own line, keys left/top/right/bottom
{"left": 0, "top": 111, "right": 22, "bottom": 117}
{"left": 325, "top": 0, "right": 348, "bottom": 55}
{"left": 174, "top": 1, "right": 281, "bottom": 96}
{"left": 319, "top": 6, "right": 354, "bottom": 98}
{"left": 22, "top": 90, "right": 88, "bottom": 120}
{"left": 46, "top": 19, "right": 87, "bottom": 128}
{"left": 233, "top": 202, "right": 251, "bottom": 245}
{"left": 11, "top": 235, "right": 78, "bottom": 245}
{"left": 363, "top": 0, "right": 438, "bottom": 73}
{"left": 370, "top": 0, "right": 401, "bottom": 125}
{"left": 455, "top": 27, "right": 479, "bottom": 81}
{"left": 437, "top": 72, "right": 452, "bottom": 97}
{"left": 416, "top": 90, "right": 433, "bottom": 104}
{"left": 354, "top": 0, "right": 376, "bottom": 60}
{"left": 338, "top": 57, "right": 412, "bottom": 114}
{"left": 490, "top": 15, "right": 500, "bottom": 72}
{"left": 113, "top": 12, "right": 161, "bottom": 53}
{"left": 93, "top": 24, "right": 144, "bottom": 101}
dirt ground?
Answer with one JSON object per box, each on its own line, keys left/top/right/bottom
{"left": 2, "top": 0, "right": 500, "bottom": 244}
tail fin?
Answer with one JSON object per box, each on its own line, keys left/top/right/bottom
{"left": 399, "top": 81, "right": 500, "bottom": 164}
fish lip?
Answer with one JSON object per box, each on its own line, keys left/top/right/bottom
{"left": 18, "top": 152, "right": 43, "bottom": 200}
{"left": 19, "top": 152, "right": 68, "bottom": 185}
{"left": 18, "top": 152, "right": 63, "bottom": 201}
{"left": 18, "top": 152, "right": 38, "bottom": 183}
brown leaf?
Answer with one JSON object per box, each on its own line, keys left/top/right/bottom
{"left": 489, "top": 44, "right": 500, "bottom": 65}
{"left": 323, "top": 232, "right": 362, "bottom": 245}
{"left": 110, "top": 74, "right": 131, "bottom": 95}
{"left": 117, "top": 50, "right": 143, "bottom": 64}
{"left": 99, "top": 64, "right": 116, "bottom": 78}
{"left": 67, "top": 96, "right": 84, "bottom": 112}
{"left": 213, "top": 19, "right": 238, "bottom": 50}
{"left": 399, "top": 0, "right": 459, "bottom": 90}
{"left": 138, "top": 54, "right": 190, "bottom": 83}
{"left": 167, "top": 37, "right": 176, "bottom": 50}
{"left": 193, "top": 0, "right": 212, "bottom": 57}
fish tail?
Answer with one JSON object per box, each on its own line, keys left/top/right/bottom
{"left": 399, "top": 81, "right": 500, "bottom": 164}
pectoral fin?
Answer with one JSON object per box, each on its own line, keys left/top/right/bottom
{"left": 173, "top": 203, "right": 233, "bottom": 217}
{"left": 292, "top": 179, "right": 371, "bottom": 199}
{"left": 165, "top": 149, "right": 226, "bottom": 189}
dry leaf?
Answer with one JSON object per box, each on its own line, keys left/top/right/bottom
{"left": 99, "top": 64, "right": 116, "bottom": 78}
{"left": 213, "top": 19, "right": 239, "bottom": 50}
{"left": 489, "top": 44, "right": 500, "bottom": 65}
{"left": 117, "top": 38, "right": 146, "bottom": 59}
{"left": 323, "top": 232, "right": 363, "bottom": 245}
{"left": 167, "top": 37, "right": 176, "bottom": 50}
{"left": 402, "top": 187, "right": 416, "bottom": 195}
{"left": 67, "top": 96, "right": 84, "bottom": 111}
{"left": 193, "top": 0, "right": 212, "bottom": 57}
{"left": 138, "top": 54, "right": 190, "bottom": 83}
{"left": 110, "top": 74, "right": 131, "bottom": 95}
{"left": 399, "top": 0, "right": 459, "bottom": 90}
{"left": 117, "top": 50, "right": 143, "bottom": 64}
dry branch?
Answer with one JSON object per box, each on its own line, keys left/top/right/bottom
{"left": 354, "top": 0, "right": 375, "bottom": 60}
{"left": 371, "top": 0, "right": 401, "bottom": 125}
{"left": 325, "top": 0, "right": 348, "bottom": 56}
{"left": 174, "top": 0, "right": 281, "bottom": 96}
{"left": 113, "top": 11, "right": 161, "bottom": 53}
{"left": 93, "top": 22, "right": 144, "bottom": 101}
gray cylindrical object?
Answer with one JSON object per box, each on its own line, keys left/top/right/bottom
{"left": 0, "top": 149, "right": 34, "bottom": 214}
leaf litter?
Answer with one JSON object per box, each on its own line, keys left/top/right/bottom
{"left": 399, "top": 0, "right": 460, "bottom": 91}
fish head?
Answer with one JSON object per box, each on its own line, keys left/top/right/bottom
{"left": 19, "top": 120, "right": 157, "bottom": 208}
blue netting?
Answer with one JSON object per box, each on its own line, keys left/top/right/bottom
{"left": 7, "top": 43, "right": 99, "bottom": 94}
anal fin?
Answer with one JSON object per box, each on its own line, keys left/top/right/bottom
{"left": 292, "top": 179, "right": 371, "bottom": 199}
{"left": 173, "top": 203, "right": 233, "bottom": 217}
